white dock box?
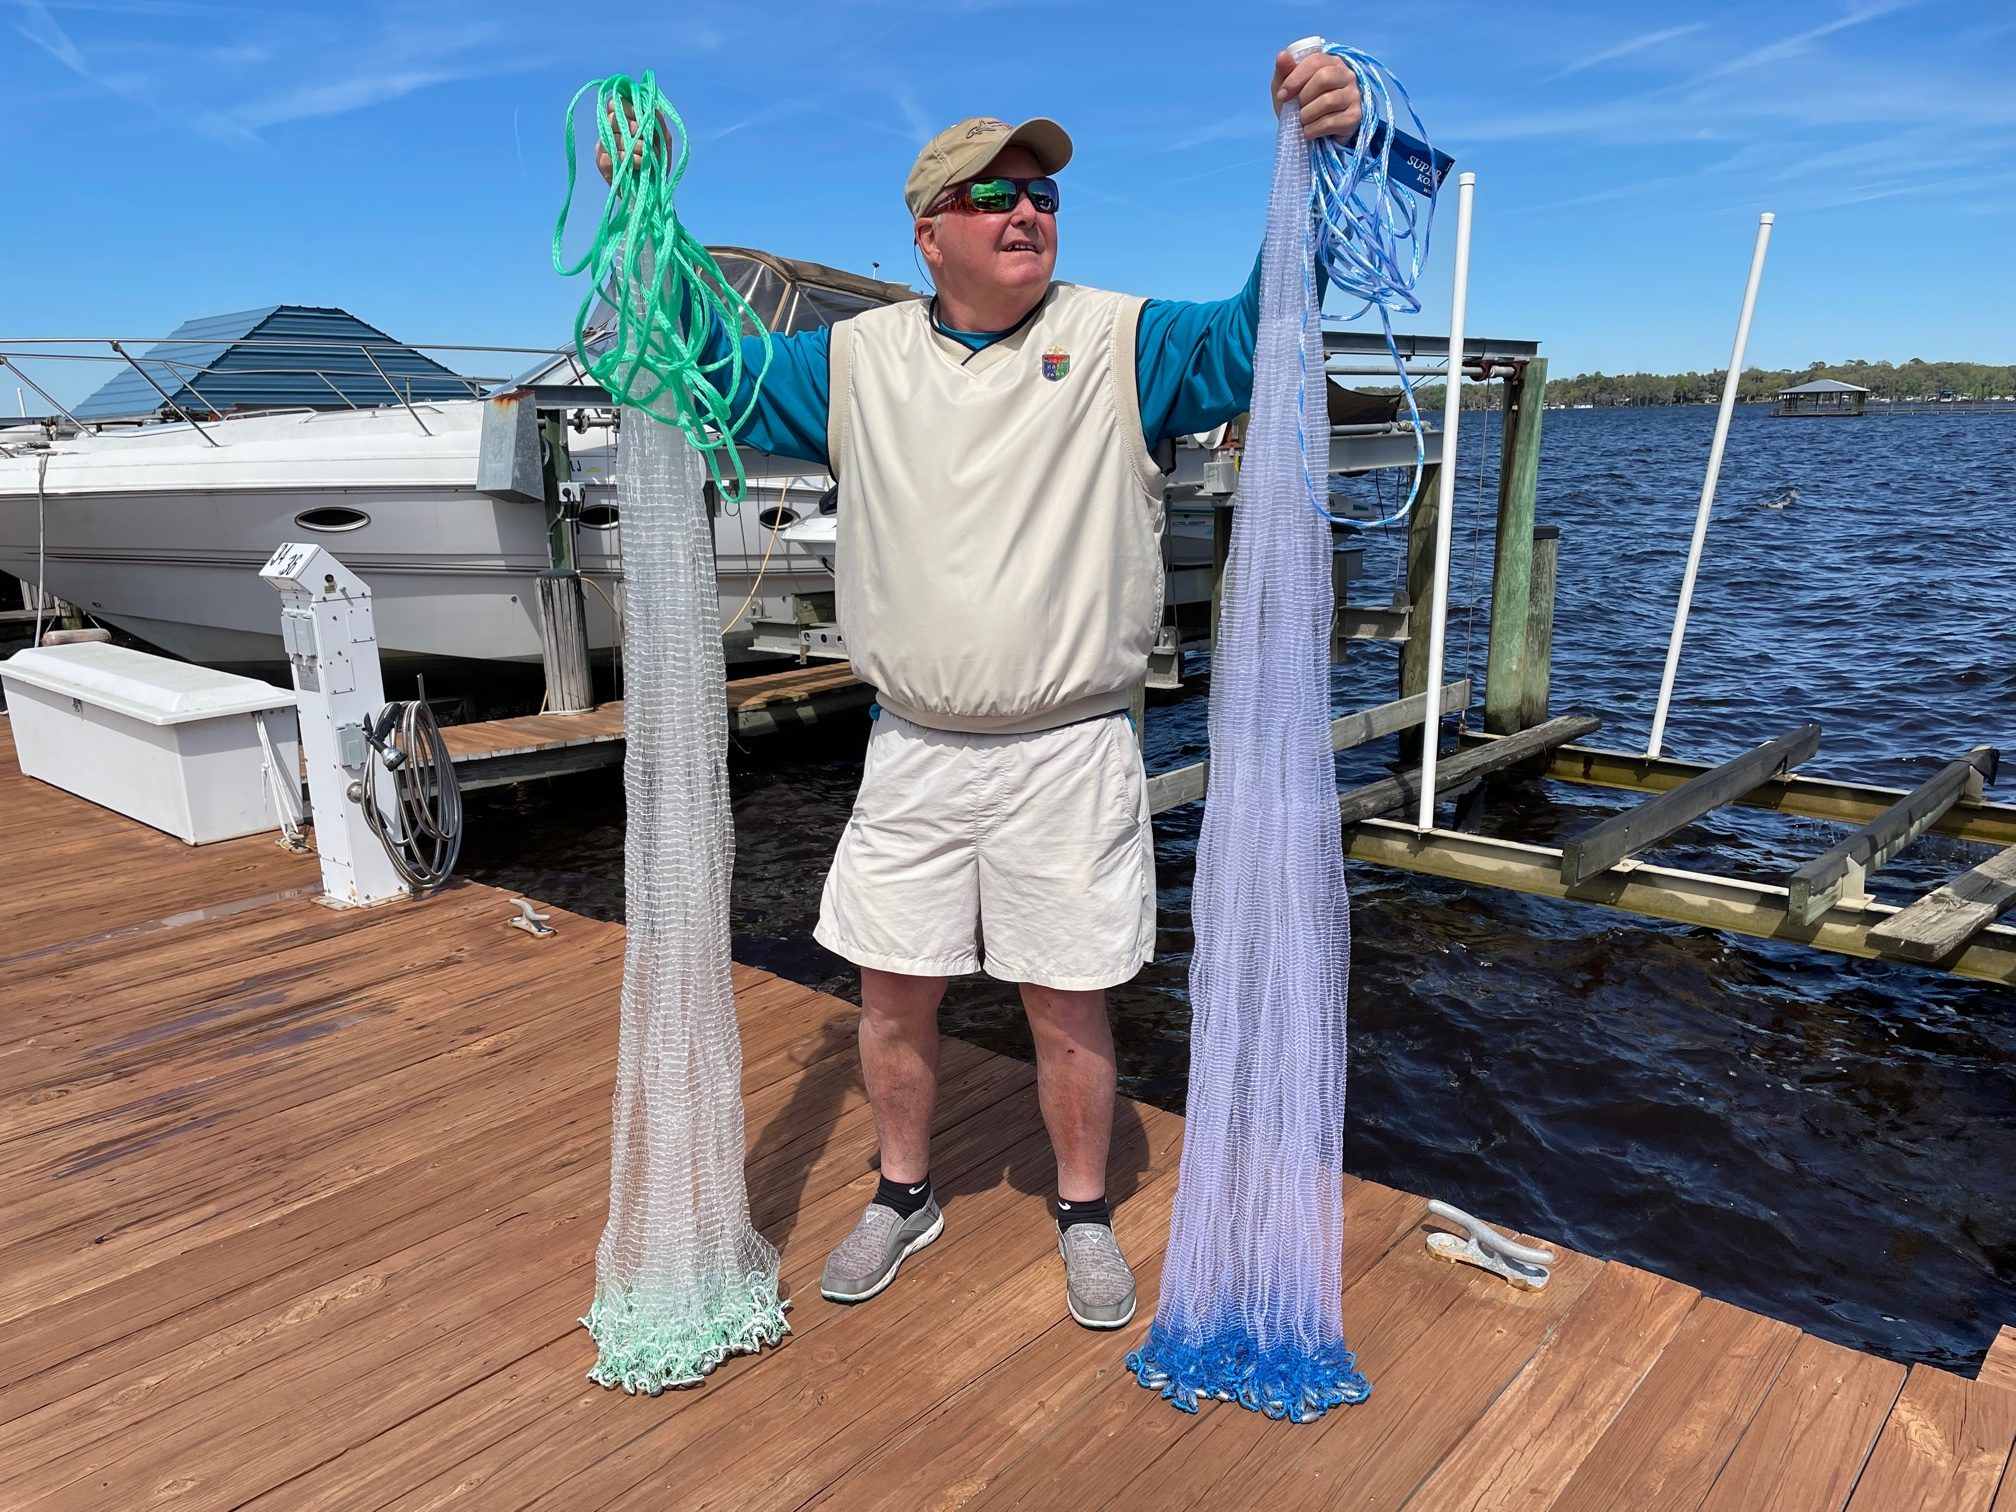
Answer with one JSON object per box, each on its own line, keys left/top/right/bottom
{"left": 1, "top": 643, "right": 299, "bottom": 845}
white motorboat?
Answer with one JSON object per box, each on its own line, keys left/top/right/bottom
{"left": 0, "top": 250, "right": 907, "bottom": 673}
{"left": 0, "top": 396, "right": 850, "bottom": 668}
{"left": 0, "top": 250, "right": 1430, "bottom": 678}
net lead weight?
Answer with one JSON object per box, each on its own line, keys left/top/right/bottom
{"left": 1424, "top": 1199, "right": 1556, "bottom": 1290}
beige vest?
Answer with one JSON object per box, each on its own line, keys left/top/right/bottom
{"left": 827, "top": 282, "right": 1166, "bottom": 734}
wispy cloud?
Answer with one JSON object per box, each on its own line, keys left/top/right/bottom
{"left": 10, "top": 0, "right": 263, "bottom": 16}
{"left": 232, "top": 68, "right": 465, "bottom": 130}
{"left": 894, "top": 86, "right": 935, "bottom": 144}
{"left": 705, "top": 85, "right": 852, "bottom": 143}
{"left": 222, "top": 18, "right": 534, "bottom": 131}
{"left": 11, "top": 0, "right": 256, "bottom": 143}
{"left": 1697, "top": 0, "right": 1920, "bottom": 80}
{"left": 1545, "top": 23, "right": 1706, "bottom": 82}
{"left": 1153, "top": 111, "right": 1264, "bottom": 153}
{"left": 13, "top": 0, "right": 89, "bottom": 75}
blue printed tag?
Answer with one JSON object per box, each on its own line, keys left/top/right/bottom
{"left": 1362, "top": 122, "right": 1453, "bottom": 198}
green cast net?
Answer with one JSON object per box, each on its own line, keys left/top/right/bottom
{"left": 556, "top": 72, "right": 786, "bottom": 1392}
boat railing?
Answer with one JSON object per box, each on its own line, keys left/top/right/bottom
{"left": 0, "top": 336, "right": 580, "bottom": 446}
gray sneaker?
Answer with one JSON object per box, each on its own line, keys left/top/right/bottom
{"left": 820, "top": 1196, "right": 944, "bottom": 1304}
{"left": 1059, "top": 1222, "right": 1137, "bottom": 1329}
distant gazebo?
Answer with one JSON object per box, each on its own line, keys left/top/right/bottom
{"left": 1773, "top": 378, "right": 1869, "bottom": 417}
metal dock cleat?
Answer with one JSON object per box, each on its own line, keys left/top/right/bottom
{"left": 1424, "top": 1199, "right": 1556, "bottom": 1290}
{"left": 507, "top": 898, "right": 555, "bottom": 938}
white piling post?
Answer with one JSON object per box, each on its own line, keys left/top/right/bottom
{"left": 1646, "top": 212, "right": 1775, "bottom": 759}
{"left": 1414, "top": 171, "right": 1476, "bottom": 831}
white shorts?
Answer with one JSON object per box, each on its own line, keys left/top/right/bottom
{"left": 814, "top": 709, "right": 1156, "bottom": 991}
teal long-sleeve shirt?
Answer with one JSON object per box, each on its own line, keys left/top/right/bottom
{"left": 710, "top": 258, "right": 1265, "bottom": 467}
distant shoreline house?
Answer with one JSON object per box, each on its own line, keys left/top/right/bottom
{"left": 1772, "top": 378, "right": 1869, "bottom": 417}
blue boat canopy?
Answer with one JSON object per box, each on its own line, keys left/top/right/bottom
{"left": 73, "top": 305, "right": 477, "bottom": 420}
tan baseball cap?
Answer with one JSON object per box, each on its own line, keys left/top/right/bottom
{"left": 904, "top": 116, "right": 1073, "bottom": 218}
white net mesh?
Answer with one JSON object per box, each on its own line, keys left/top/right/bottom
{"left": 1126, "top": 100, "right": 1372, "bottom": 1421}
{"left": 580, "top": 410, "right": 788, "bottom": 1392}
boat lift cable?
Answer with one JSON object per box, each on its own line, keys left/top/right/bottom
{"left": 359, "top": 696, "right": 463, "bottom": 892}
{"left": 1304, "top": 43, "right": 1448, "bottom": 531}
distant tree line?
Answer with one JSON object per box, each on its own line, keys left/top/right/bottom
{"left": 1393, "top": 357, "right": 2016, "bottom": 411}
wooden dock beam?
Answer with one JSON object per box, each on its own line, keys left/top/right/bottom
{"left": 1866, "top": 843, "right": 2016, "bottom": 963}
{"left": 1786, "top": 746, "right": 1998, "bottom": 926}
{"left": 1560, "top": 723, "right": 1821, "bottom": 886}
{"left": 1339, "top": 712, "right": 1601, "bottom": 826}
{"left": 1342, "top": 817, "right": 2016, "bottom": 987}
{"left": 1146, "top": 680, "right": 1472, "bottom": 815}
{"left": 1486, "top": 357, "right": 1547, "bottom": 734}
{"left": 1464, "top": 736, "right": 2016, "bottom": 849}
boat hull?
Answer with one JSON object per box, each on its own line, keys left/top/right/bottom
{"left": 0, "top": 401, "right": 837, "bottom": 671}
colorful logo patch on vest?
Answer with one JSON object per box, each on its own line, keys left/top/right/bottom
{"left": 1040, "top": 347, "right": 1071, "bottom": 382}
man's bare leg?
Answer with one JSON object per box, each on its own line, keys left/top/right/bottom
{"left": 1020, "top": 983, "right": 1117, "bottom": 1203}
{"left": 858, "top": 966, "right": 949, "bottom": 1183}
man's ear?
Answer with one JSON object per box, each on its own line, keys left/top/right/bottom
{"left": 914, "top": 217, "right": 942, "bottom": 270}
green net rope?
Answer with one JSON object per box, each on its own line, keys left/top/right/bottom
{"left": 556, "top": 72, "right": 789, "bottom": 1394}
{"left": 553, "top": 71, "right": 772, "bottom": 502}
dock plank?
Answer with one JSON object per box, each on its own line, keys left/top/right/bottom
{"left": 1546, "top": 1294, "right": 1802, "bottom": 1511}
{"left": 970, "top": 1197, "right": 1524, "bottom": 1509}
{"left": 804, "top": 1178, "right": 1428, "bottom": 1512}
{"left": 1236, "top": 1244, "right": 1609, "bottom": 1510}
{"left": 1983, "top": 1326, "right": 2016, "bottom": 1396}
{"left": 1842, "top": 1365, "right": 2016, "bottom": 1512}
{"left": 0, "top": 715, "right": 1964, "bottom": 1509}
{"left": 1866, "top": 844, "right": 2016, "bottom": 963}
{"left": 436, "top": 662, "right": 869, "bottom": 785}
{"left": 1697, "top": 1331, "right": 1905, "bottom": 1512}
{"left": 1405, "top": 1261, "right": 1701, "bottom": 1511}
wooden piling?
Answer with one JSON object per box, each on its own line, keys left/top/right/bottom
{"left": 1520, "top": 525, "right": 1560, "bottom": 730}
{"left": 535, "top": 572, "right": 595, "bottom": 715}
{"left": 1208, "top": 502, "right": 1233, "bottom": 653}
{"left": 1398, "top": 461, "right": 1444, "bottom": 764}
{"left": 1486, "top": 357, "right": 1548, "bottom": 734}
{"left": 1330, "top": 544, "right": 1353, "bottom": 666}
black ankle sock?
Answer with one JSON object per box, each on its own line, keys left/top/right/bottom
{"left": 875, "top": 1173, "right": 933, "bottom": 1218}
{"left": 1055, "top": 1194, "right": 1110, "bottom": 1231}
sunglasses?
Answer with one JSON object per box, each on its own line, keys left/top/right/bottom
{"left": 929, "top": 175, "right": 1061, "bottom": 217}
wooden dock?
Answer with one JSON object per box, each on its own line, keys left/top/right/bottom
{"left": 439, "top": 661, "right": 866, "bottom": 790}
{"left": 6, "top": 719, "right": 2016, "bottom": 1510}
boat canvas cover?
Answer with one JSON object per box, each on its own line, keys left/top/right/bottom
{"left": 72, "top": 306, "right": 476, "bottom": 420}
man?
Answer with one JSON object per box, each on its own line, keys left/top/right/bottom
{"left": 602, "top": 49, "right": 1362, "bottom": 1329}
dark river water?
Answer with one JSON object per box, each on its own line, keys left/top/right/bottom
{"left": 462, "top": 403, "right": 2016, "bottom": 1374}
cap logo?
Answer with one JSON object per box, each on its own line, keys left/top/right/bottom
{"left": 1041, "top": 347, "right": 1070, "bottom": 382}
{"left": 966, "top": 119, "right": 1010, "bottom": 138}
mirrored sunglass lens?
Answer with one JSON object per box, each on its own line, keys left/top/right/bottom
{"left": 966, "top": 178, "right": 1018, "bottom": 212}
{"left": 1027, "top": 177, "right": 1060, "bottom": 212}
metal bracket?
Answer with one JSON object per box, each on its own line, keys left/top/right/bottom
{"left": 800, "top": 624, "right": 847, "bottom": 659}
{"left": 507, "top": 898, "right": 555, "bottom": 938}
{"left": 1145, "top": 624, "right": 1186, "bottom": 690}
{"left": 1424, "top": 1199, "right": 1556, "bottom": 1290}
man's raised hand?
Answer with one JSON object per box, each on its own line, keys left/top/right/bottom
{"left": 595, "top": 92, "right": 670, "bottom": 185}
{"left": 1272, "top": 50, "right": 1364, "bottom": 142}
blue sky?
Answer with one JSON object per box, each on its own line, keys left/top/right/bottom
{"left": 5, "top": 0, "right": 2012, "bottom": 405}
